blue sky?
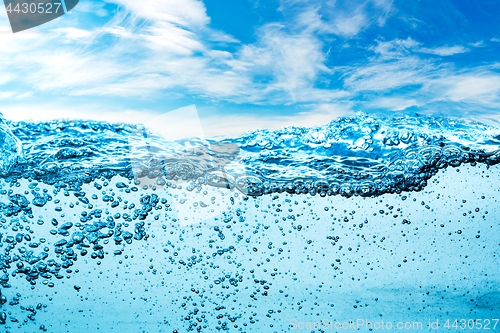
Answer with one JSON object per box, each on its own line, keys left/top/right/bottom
{"left": 1, "top": 0, "right": 500, "bottom": 136}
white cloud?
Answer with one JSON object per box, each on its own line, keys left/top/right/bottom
{"left": 439, "top": 75, "right": 500, "bottom": 104}
{"left": 369, "top": 97, "right": 420, "bottom": 111}
{"left": 74, "top": 1, "right": 109, "bottom": 17}
{"left": 2, "top": 0, "right": 499, "bottom": 125}
{"left": 0, "top": 91, "right": 14, "bottom": 99}
{"left": 371, "top": 0, "right": 395, "bottom": 26}
{"left": 204, "top": 29, "right": 239, "bottom": 44}
{"left": 0, "top": 102, "right": 152, "bottom": 124}
{"left": 371, "top": 38, "right": 471, "bottom": 60}
{"left": 371, "top": 38, "right": 471, "bottom": 58}
{"left": 71, "top": 74, "right": 173, "bottom": 96}
{"left": 344, "top": 56, "right": 435, "bottom": 92}
{"left": 331, "top": 11, "right": 367, "bottom": 37}
{"left": 341, "top": 37, "right": 500, "bottom": 111}
{"left": 107, "top": 0, "right": 210, "bottom": 27}
{"left": 51, "top": 27, "right": 93, "bottom": 39}
{"left": 102, "top": 26, "right": 135, "bottom": 38}
{"left": 144, "top": 22, "right": 204, "bottom": 55}
{"left": 16, "top": 91, "right": 33, "bottom": 99}
{"left": 371, "top": 37, "right": 420, "bottom": 58}
{"left": 418, "top": 45, "right": 469, "bottom": 56}
{"left": 238, "top": 23, "right": 338, "bottom": 102}
{"left": 26, "top": 51, "right": 127, "bottom": 91}
{"left": 0, "top": 72, "right": 14, "bottom": 86}
{"left": 284, "top": 0, "right": 395, "bottom": 37}
{"left": 0, "top": 28, "right": 46, "bottom": 54}
{"left": 469, "top": 41, "right": 484, "bottom": 48}
{"left": 22, "top": 1, "right": 346, "bottom": 105}
{"left": 1, "top": 0, "right": 345, "bottom": 106}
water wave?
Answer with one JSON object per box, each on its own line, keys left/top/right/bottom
{"left": 3, "top": 113, "right": 500, "bottom": 196}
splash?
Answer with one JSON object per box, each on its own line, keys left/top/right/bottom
{"left": 4, "top": 113, "right": 500, "bottom": 197}
{"left": 0, "top": 115, "right": 22, "bottom": 174}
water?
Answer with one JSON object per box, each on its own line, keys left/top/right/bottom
{"left": 0, "top": 113, "right": 498, "bottom": 332}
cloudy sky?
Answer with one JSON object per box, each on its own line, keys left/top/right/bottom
{"left": 1, "top": 0, "right": 500, "bottom": 136}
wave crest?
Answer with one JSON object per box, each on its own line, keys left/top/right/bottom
{"left": 3, "top": 113, "right": 500, "bottom": 196}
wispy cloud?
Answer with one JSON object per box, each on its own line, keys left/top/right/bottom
{"left": 0, "top": 0, "right": 351, "bottom": 107}
{"left": 434, "top": 74, "right": 500, "bottom": 105}
{"left": 330, "top": 10, "right": 368, "bottom": 37}
{"left": 369, "top": 97, "right": 421, "bottom": 111}
{"left": 284, "top": 0, "right": 395, "bottom": 37}
{"left": 344, "top": 56, "right": 436, "bottom": 92}
{"left": 111, "top": 0, "right": 210, "bottom": 27}
{"left": 0, "top": 73, "right": 14, "bottom": 86}
{"left": 370, "top": 37, "right": 420, "bottom": 58}
{"left": 237, "top": 22, "right": 343, "bottom": 103}
{"left": 371, "top": 38, "right": 470, "bottom": 58}
{"left": 27, "top": 51, "right": 127, "bottom": 91}
{"left": 74, "top": 1, "right": 109, "bottom": 17}
{"left": 469, "top": 41, "right": 484, "bottom": 48}
{"left": 418, "top": 45, "right": 470, "bottom": 56}
{"left": 51, "top": 27, "right": 93, "bottom": 39}
{"left": 344, "top": 37, "right": 500, "bottom": 111}
{"left": 0, "top": 91, "right": 15, "bottom": 99}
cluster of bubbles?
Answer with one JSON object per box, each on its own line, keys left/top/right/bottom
{"left": 0, "top": 178, "right": 164, "bottom": 327}
{"left": 0, "top": 173, "right": 494, "bottom": 331}
{"left": 0, "top": 113, "right": 497, "bottom": 331}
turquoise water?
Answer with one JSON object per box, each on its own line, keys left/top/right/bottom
{"left": 0, "top": 113, "right": 498, "bottom": 332}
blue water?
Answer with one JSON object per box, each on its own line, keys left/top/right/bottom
{"left": 0, "top": 113, "right": 498, "bottom": 332}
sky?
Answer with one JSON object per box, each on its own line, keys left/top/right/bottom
{"left": 1, "top": 0, "right": 500, "bottom": 137}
